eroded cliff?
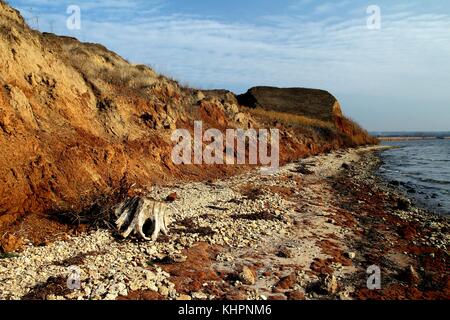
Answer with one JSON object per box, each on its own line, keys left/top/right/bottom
{"left": 0, "top": 1, "right": 376, "bottom": 240}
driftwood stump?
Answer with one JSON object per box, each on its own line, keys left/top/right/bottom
{"left": 114, "top": 197, "right": 171, "bottom": 241}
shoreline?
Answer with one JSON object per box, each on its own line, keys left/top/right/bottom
{"left": 377, "top": 137, "right": 449, "bottom": 142}
{"left": 0, "top": 146, "right": 448, "bottom": 300}
{"left": 335, "top": 149, "right": 449, "bottom": 299}
{"left": 376, "top": 142, "right": 449, "bottom": 216}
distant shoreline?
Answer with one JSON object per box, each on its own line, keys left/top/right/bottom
{"left": 377, "top": 136, "right": 450, "bottom": 141}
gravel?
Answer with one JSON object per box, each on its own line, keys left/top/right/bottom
{"left": 0, "top": 153, "right": 300, "bottom": 300}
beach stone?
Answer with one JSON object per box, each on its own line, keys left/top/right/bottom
{"left": 395, "top": 197, "right": 411, "bottom": 210}
{"left": 277, "top": 247, "right": 293, "bottom": 258}
{"left": 166, "top": 192, "right": 178, "bottom": 202}
{"left": 341, "top": 163, "right": 351, "bottom": 170}
{"left": 287, "top": 290, "right": 305, "bottom": 300}
{"left": 158, "top": 285, "right": 169, "bottom": 297}
{"left": 345, "top": 252, "right": 356, "bottom": 259}
{"left": 176, "top": 294, "right": 192, "bottom": 300}
{"left": 192, "top": 291, "right": 208, "bottom": 300}
{"left": 275, "top": 273, "right": 297, "bottom": 290}
{"left": 320, "top": 274, "right": 338, "bottom": 294}
{"left": 239, "top": 266, "right": 256, "bottom": 285}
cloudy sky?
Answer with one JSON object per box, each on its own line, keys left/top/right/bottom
{"left": 8, "top": 0, "right": 450, "bottom": 131}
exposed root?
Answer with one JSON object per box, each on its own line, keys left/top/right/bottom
{"left": 114, "top": 197, "right": 171, "bottom": 241}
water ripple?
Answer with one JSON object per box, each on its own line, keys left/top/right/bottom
{"left": 380, "top": 139, "right": 450, "bottom": 215}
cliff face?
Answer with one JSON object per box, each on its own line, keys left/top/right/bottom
{"left": 0, "top": 1, "right": 375, "bottom": 235}
{"left": 0, "top": 1, "right": 203, "bottom": 228}
{"left": 237, "top": 86, "right": 343, "bottom": 122}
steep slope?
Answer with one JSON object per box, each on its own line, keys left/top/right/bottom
{"left": 0, "top": 1, "right": 376, "bottom": 242}
{"left": 1, "top": 1, "right": 202, "bottom": 230}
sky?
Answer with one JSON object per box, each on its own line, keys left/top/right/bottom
{"left": 7, "top": 0, "right": 450, "bottom": 132}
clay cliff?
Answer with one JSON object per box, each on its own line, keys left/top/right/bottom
{"left": 0, "top": 1, "right": 376, "bottom": 238}
{"left": 237, "top": 86, "right": 343, "bottom": 122}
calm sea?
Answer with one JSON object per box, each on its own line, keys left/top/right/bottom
{"left": 379, "top": 139, "right": 450, "bottom": 215}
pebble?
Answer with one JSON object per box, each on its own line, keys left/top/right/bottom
{"left": 191, "top": 291, "right": 208, "bottom": 300}
{"left": 346, "top": 252, "right": 356, "bottom": 259}
{"left": 158, "top": 285, "right": 169, "bottom": 297}
{"left": 320, "top": 274, "right": 338, "bottom": 294}
{"left": 176, "top": 294, "right": 192, "bottom": 301}
{"left": 239, "top": 266, "right": 256, "bottom": 285}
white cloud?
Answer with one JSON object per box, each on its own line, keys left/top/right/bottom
{"left": 8, "top": 0, "right": 450, "bottom": 130}
{"left": 313, "top": 1, "right": 351, "bottom": 15}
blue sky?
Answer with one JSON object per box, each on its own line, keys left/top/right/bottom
{"left": 8, "top": 0, "right": 450, "bottom": 131}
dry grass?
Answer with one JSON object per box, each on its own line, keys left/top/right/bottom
{"left": 336, "top": 116, "right": 379, "bottom": 146}
{"left": 248, "top": 107, "right": 335, "bottom": 130}
{"left": 64, "top": 45, "right": 158, "bottom": 91}
{"left": 99, "top": 65, "right": 157, "bottom": 90}
{"left": 247, "top": 107, "right": 377, "bottom": 147}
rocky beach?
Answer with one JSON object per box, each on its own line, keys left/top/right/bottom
{"left": 0, "top": 1, "right": 448, "bottom": 303}
{"left": 1, "top": 146, "right": 447, "bottom": 300}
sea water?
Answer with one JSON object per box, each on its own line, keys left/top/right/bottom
{"left": 379, "top": 139, "right": 450, "bottom": 215}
